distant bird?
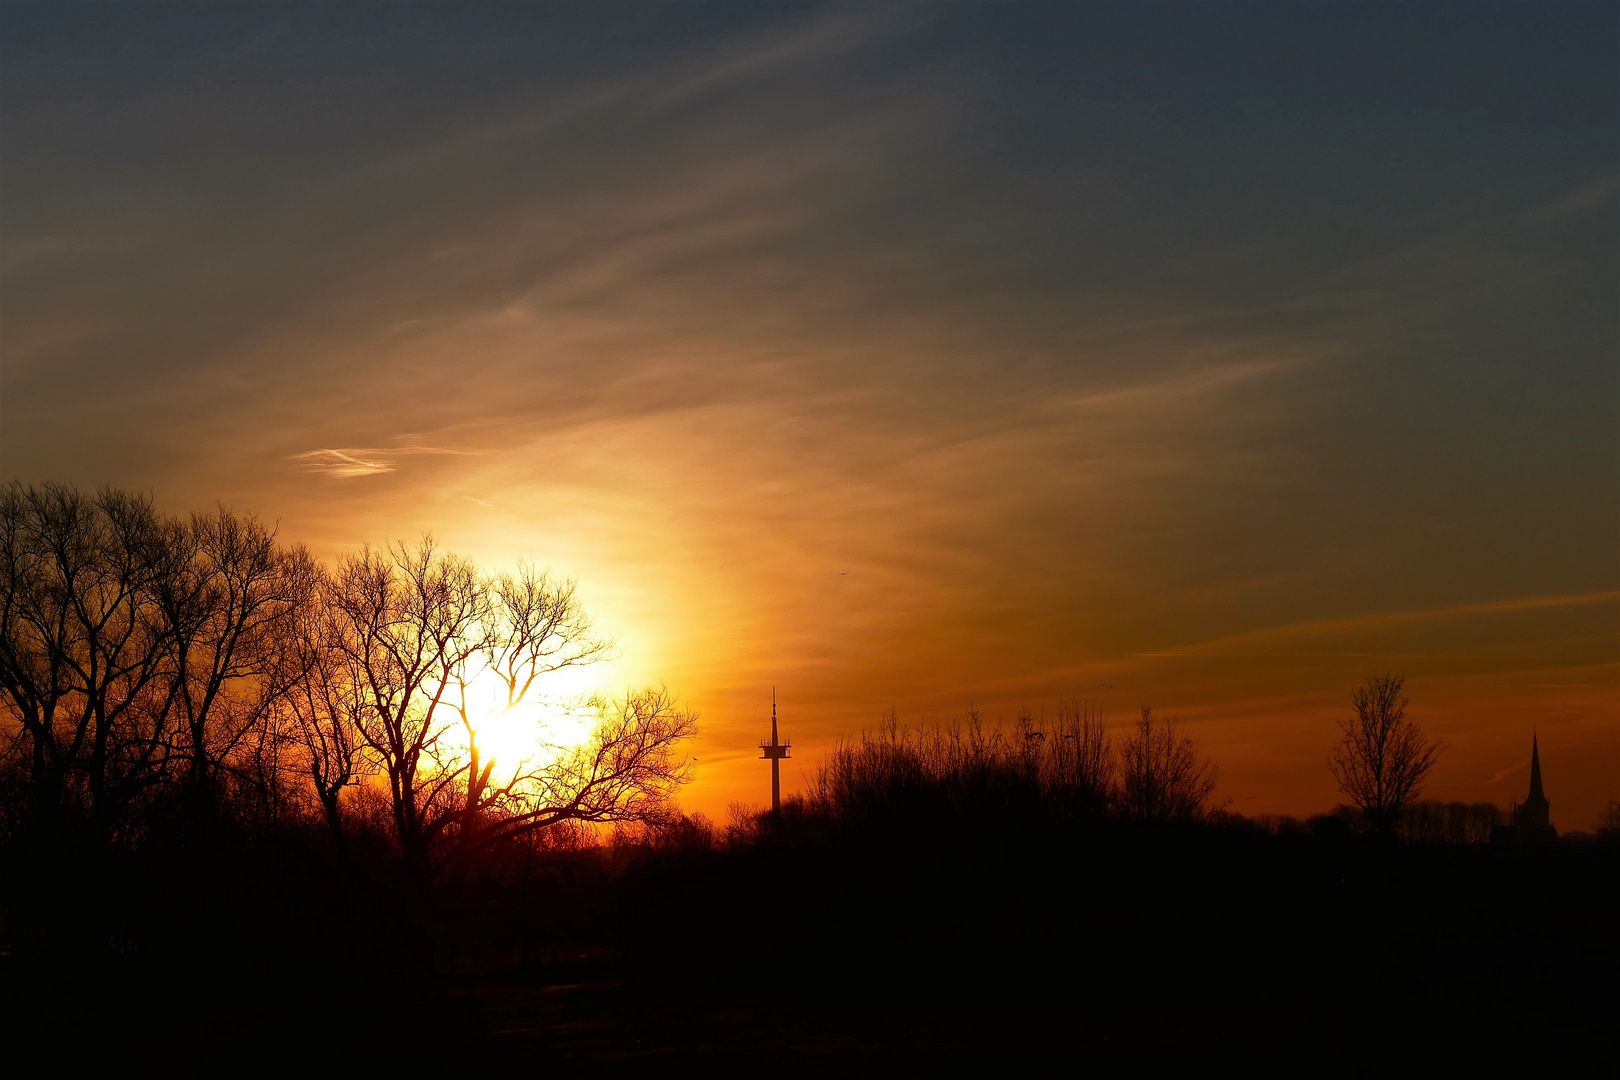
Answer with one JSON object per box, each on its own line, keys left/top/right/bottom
{"left": 1025, "top": 731, "right": 1045, "bottom": 740}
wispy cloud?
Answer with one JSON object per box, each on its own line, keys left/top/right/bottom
{"left": 1485, "top": 758, "right": 1529, "bottom": 786}
{"left": 293, "top": 446, "right": 476, "bottom": 479}
{"left": 4, "top": 6, "right": 1613, "bottom": 825}
{"left": 1139, "top": 591, "right": 1620, "bottom": 658}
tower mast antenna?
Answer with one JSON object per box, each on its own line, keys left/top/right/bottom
{"left": 760, "top": 687, "right": 790, "bottom": 812}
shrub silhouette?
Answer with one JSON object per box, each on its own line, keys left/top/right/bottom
{"left": 800, "top": 702, "right": 1115, "bottom": 833}
{"left": 1117, "top": 707, "right": 1218, "bottom": 823}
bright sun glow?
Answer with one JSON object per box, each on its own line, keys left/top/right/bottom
{"left": 438, "top": 661, "right": 608, "bottom": 773}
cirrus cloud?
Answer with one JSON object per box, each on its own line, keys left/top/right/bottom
{"left": 293, "top": 445, "right": 476, "bottom": 479}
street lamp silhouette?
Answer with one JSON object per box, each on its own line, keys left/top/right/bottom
{"left": 759, "top": 689, "right": 790, "bottom": 812}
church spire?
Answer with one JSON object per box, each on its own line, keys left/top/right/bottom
{"left": 1513, "top": 731, "right": 1553, "bottom": 838}
{"left": 1527, "top": 731, "right": 1546, "bottom": 804}
{"left": 1498, "top": 731, "right": 1557, "bottom": 844}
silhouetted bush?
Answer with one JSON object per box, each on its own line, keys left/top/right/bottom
{"left": 1117, "top": 706, "right": 1219, "bottom": 822}
{"left": 794, "top": 701, "right": 1233, "bottom": 836}
{"left": 798, "top": 703, "right": 1114, "bottom": 834}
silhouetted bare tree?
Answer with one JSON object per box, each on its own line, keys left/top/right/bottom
{"left": 323, "top": 539, "right": 487, "bottom": 876}
{"left": 152, "top": 508, "right": 303, "bottom": 799}
{"left": 482, "top": 566, "right": 610, "bottom": 707}
{"left": 1, "top": 483, "right": 703, "bottom": 885}
{"left": 1599, "top": 800, "right": 1620, "bottom": 838}
{"left": 317, "top": 540, "right": 692, "bottom": 877}
{"left": 1048, "top": 698, "right": 1113, "bottom": 814}
{"left": 1117, "top": 707, "right": 1217, "bottom": 823}
{"left": 0, "top": 483, "right": 173, "bottom": 842}
{"left": 452, "top": 686, "right": 698, "bottom": 853}
{"left": 1329, "top": 675, "right": 1442, "bottom": 836}
{"left": 269, "top": 556, "right": 368, "bottom": 853}
{"left": 449, "top": 566, "right": 611, "bottom": 852}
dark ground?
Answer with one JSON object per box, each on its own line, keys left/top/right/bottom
{"left": 3, "top": 820, "right": 1615, "bottom": 1073}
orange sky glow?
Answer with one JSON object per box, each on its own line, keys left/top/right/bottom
{"left": 3, "top": 7, "right": 1615, "bottom": 829}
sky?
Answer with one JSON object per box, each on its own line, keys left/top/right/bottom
{"left": 3, "top": 2, "right": 1616, "bottom": 828}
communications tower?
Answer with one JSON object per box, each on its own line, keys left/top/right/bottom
{"left": 759, "top": 689, "right": 790, "bottom": 811}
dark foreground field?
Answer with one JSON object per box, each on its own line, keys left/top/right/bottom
{"left": 3, "top": 816, "right": 1615, "bottom": 1074}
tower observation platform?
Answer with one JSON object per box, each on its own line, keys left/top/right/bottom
{"left": 759, "top": 690, "right": 790, "bottom": 811}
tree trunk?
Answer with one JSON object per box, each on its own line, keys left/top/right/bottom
{"left": 320, "top": 788, "right": 348, "bottom": 860}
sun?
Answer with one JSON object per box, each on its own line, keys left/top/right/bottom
{"left": 440, "top": 662, "right": 605, "bottom": 772}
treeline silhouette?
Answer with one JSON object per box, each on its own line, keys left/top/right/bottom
{"left": 602, "top": 716, "right": 1616, "bottom": 1071}
{"left": 0, "top": 481, "right": 695, "bottom": 1031}
{"left": 1252, "top": 800, "right": 1505, "bottom": 843}
{"left": 795, "top": 703, "right": 1213, "bottom": 831}
{"left": 1, "top": 483, "right": 1614, "bottom": 1068}
{"left": 750, "top": 705, "right": 1517, "bottom": 847}
{"left": 0, "top": 482, "right": 692, "bottom": 864}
